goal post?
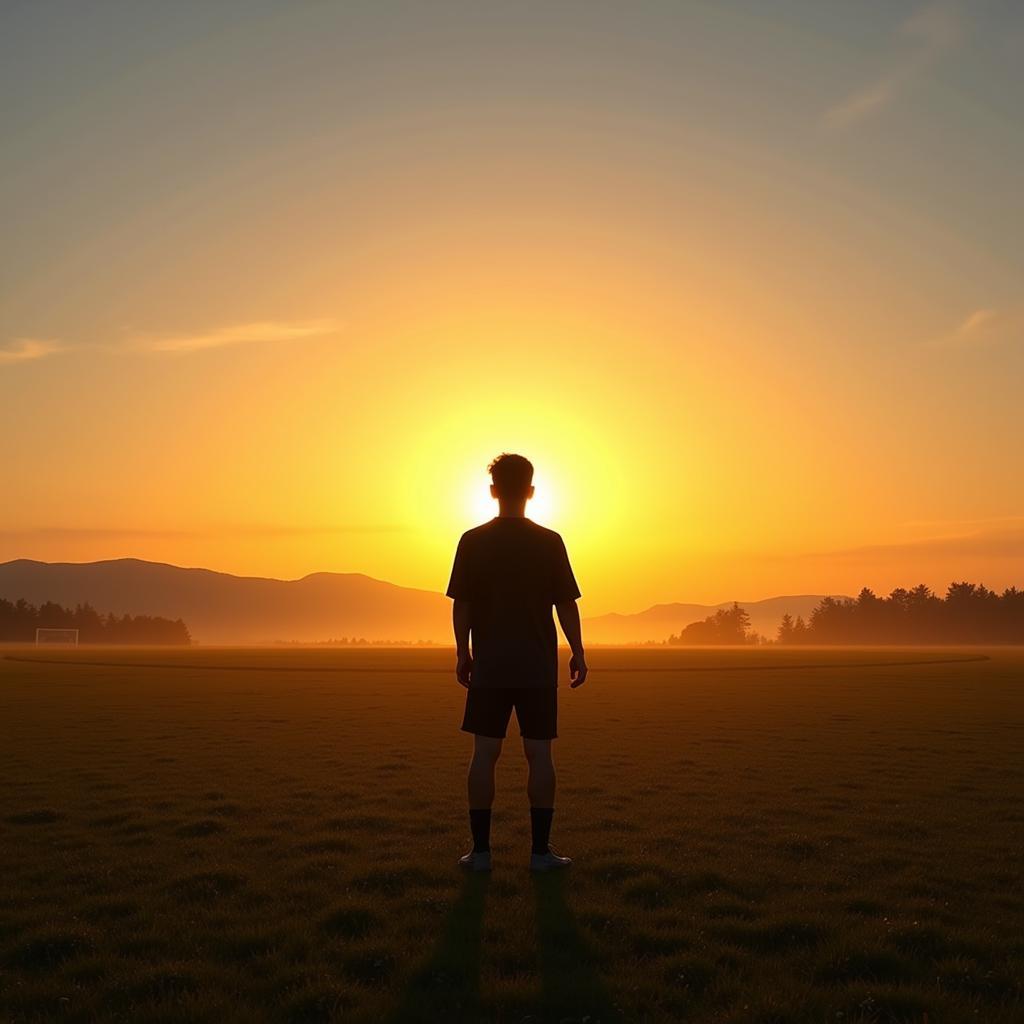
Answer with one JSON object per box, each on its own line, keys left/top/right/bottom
{"left": 35, "top": 628, "right": 79, "bottom": 646}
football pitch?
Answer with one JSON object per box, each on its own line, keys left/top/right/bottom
{"left": 1, "top": 646, "right": 1022, "bottom": 1023}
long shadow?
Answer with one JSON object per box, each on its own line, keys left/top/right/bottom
{"left": 388, "top": 872, "right": 489, "bottom": 1023}
{"left": 532, "top": 871, "right": 622, "bottom": 1023}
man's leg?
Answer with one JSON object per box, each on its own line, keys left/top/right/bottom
{"left": 523, "top": 738, "right": 556, "bottom": 855}
{"left": 523, "top": 737, "right": 555, "bottom": 808}
{"left": 467, "top": 735, "right": 502, "bottom": 853}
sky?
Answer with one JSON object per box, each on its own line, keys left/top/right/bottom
{"left": 2, "top": 0, "right": 1023, "bottom": 615}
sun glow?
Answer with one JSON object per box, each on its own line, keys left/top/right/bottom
{"left": 466, "top": 471, "right": 557, "bottom": 526}
{"left": 386, "top": 367, "right": 640, "bottom": 607}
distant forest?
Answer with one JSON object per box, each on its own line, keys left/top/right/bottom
{"left": 777, "top": 584, "right": 1024, "bottom": 644}
{"left": 664, "top": 584, "right": 1024, "bottom": 646}
{"left": 0, "top": 598, "right": 191, "bottom": 645}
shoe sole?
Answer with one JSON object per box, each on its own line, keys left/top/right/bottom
{"left": 530, "top": 861, "right": 571, "bottom": 872}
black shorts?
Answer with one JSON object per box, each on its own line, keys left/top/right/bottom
{"left": 461, "top": 687, "right": 557, "bottom": 741}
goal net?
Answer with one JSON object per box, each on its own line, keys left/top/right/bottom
{"left": 35, "top": 628, "right": 79, "bottom": 646}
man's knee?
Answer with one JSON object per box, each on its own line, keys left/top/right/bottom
{"left": 522, "top": 738, "right": 552, "bottom": 765}
{"left": 472, "top": 735, "right": 503, "bottom": 765}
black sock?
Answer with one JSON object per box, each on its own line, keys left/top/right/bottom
{"left": 469, "top": 808, "right": 491, "bottom": 853}
{"left": 531, "top": 807, "right": 554, "bottom": 855}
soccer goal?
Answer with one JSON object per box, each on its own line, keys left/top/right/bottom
{"left": 35, "top": 628, "right": 79, "bottom": 646}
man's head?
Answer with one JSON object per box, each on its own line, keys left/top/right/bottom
{"left": 488, "top": 453, "right": 535, "bottom": 504}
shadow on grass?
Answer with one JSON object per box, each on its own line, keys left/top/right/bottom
{"left": 532, "top": 871, "right": 621, "bottom": 1024}
{"left": 389, "top": 869, "right": 619, "bottom": 1024}
{"left": 388, "top": 872, "right": 489, "bottom": 1023}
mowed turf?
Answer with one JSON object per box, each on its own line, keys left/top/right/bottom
{"left": 1, "top": 647, "right": 1022, "bottom": 1024}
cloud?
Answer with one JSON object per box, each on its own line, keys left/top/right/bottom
{"left": 902, "top": 514, "right": 1024, "bottom": 532}
{"left": 0, "top": 524, "right": 408, "bottom": 543}
{"left": 822, "top": 528, "right": 1024, "bottom": 563}
{"left": 2, "top": 319, "right": 339, "bottom": 363}
{"left": 826, "top": 81, "right": 894, "bottom": 126}
{"left": 140, "top": 319, "right": 338, "bottom": 354}
{"left": 761, "top": 524, "right": 1024, "bottom": 567}
{"left": 935, "top": 306, "right": 1024, "bottom": 348}
{"left": 824, "top": 3, "right": 961, "bottom": 128}
{"left": 957, "top": 308, "right": 999, "bottom": 335}
{"left": 0, "top": 338, "right": 64, "bottom": 366}
{"left": 745, "top": 519, "right": 1024, "bottom": 596}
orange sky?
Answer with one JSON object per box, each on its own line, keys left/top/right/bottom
{"left": 2, "top": 3, "right": 1023, "bottom": 614}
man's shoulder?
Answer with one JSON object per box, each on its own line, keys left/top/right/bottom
{"left": 526, "top": 520, "right": 565, "bottom": 544}
{"left": 459, "top": 521, "right": 494, "bottom": 542}
{"left": 459, "top": 519, "right": 564, "bottom": 544}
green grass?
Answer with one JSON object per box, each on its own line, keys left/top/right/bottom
{"left": 0, "top": 645, "right": 1022, "bottom": 1023}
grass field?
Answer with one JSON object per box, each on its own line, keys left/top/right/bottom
{"left": 1, "top": 646, "right": 1022, "bottom": 1024}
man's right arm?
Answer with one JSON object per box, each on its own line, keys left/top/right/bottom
{"left": 555, "top": 600, "right": 588, "bottom": 688}
{"left": 447, "top": 534, "right": 474, "bottom": 688}
{"left": 453, "top": 599, "right": 472, "bottom": 687}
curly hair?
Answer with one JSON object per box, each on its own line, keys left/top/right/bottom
{"left": 488, "top": 453, "right": 534, "bottom": 500}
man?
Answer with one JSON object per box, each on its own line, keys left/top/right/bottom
{"left": 446, "top": 453, "right": 588, "bottom": 872}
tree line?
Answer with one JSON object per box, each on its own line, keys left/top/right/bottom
{"left": 664, "top": 583, "right": 1024, "bottom": 646}
{"left": 667, "top": 603, "right": 766, "bottom": 645}
{"left": 0, "top": 598, "right": 191, "bottom": 645}
{"left": 777, "top": 584, "right": 1024, "bottom": 644}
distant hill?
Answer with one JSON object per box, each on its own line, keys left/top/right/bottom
{"left": 583, "top": 595, "right": 850, "bottom": 644}
{"left": 0, "top": 558, "right": 847, "bottom": 646}
{"left": 0, "top": 559, "right": 450, "bottom": 644}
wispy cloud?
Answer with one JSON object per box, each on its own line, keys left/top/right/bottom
{"left": 824, "top": 4, "right": 961, "bottom": 128}
{"left": 957, "top": 308, "right": 999, "bottom": 335}
{"left": 758, "top": 523, "right": 1024, "bottom": 566}
{"left": 816, "top": 526, "right": 1024, "bottom": 563}
{"left": 0, "top": 338, "right": 64, "bottom": 366}
{"left": 2, "top": 319, "right": 339, "bottom": 364}
{"left": 0, "top": 524, "right": 408, "bottom": 543}
{"left": 139, "top": 319, "right": 338, "bottom": 354}
{"left": 902, "top": 514, "right": 1024, "bottom": 532}
{"left": 742, "top": 526, "right": 1024, "bottom": 603}
{"left": 935, "top": 306, "right": 1024, "bottom": 348}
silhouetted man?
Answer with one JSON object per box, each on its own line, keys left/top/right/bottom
{"left": 446, "top": 453, "right": 587, "bottom": 872}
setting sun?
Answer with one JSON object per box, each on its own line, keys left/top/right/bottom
{"left": 466, "top": 466, "right": 556, "bottom": 527}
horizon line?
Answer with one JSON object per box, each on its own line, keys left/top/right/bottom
{"left": 3, "top": 554, "right": 1010, "bottom": 620}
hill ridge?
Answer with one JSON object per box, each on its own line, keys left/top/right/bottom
{"left": 0, "top": 558, "right": 844, "bottom": 644}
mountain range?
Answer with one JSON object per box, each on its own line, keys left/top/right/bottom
{"left": 0, "top": 558, "right": 844, "bottom": 645}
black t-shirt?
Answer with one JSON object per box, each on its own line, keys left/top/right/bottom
{"left": 446, "top": 518, "right": 581, "bottom": 688}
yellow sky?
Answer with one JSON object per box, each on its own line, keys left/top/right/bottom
{"left": 2, "top": 3, "right": 1023, "bottom": 613}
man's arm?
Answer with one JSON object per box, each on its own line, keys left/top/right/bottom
{"left": 555, "top": 599, "right": 588, "bottom": 688}
{"left": 453, "top": 598, "right": 472, "bottom": 687}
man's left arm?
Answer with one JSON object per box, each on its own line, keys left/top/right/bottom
{"left": 552, "top": 535, "right": 586, "bottom": 687}
{"left": 555, "top": 599, "right": 588, "bottom": 687}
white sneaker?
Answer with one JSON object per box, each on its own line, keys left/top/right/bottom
{"left": 459, "top": 849, "right": 492, "bottom": 872}
{"left": 530, "top": 848, "right": 572, "bottom": 872}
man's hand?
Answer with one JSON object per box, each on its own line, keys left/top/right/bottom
{"left": 569, "top": 651, "right": 588, "bottom": 688}
{"left": 555, "top": 600, "right": 587, "bottom": 688}
{"left": 456, "top": 652, "right": 473, "bottom": 688}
